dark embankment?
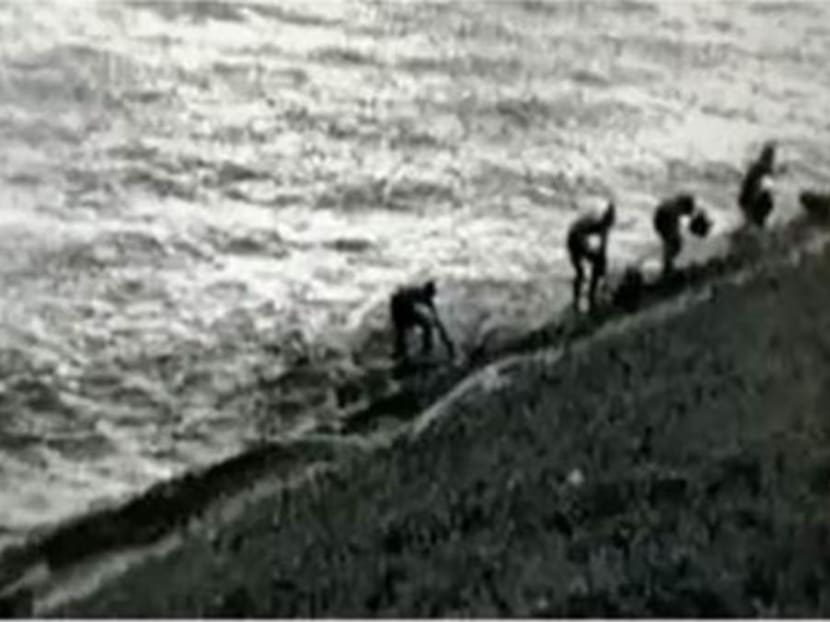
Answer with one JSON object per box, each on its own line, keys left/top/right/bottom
{"left": 0, "top": 217, "right": 800, "bottom": 609}
{"left": 19, "top": 213, "right": 830, "bottom": 617}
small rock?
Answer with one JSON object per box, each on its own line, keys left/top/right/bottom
{"left": 566, "top": 468, "right": 586, "bottom": 488}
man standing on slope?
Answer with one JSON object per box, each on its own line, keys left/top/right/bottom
{"left": 653, "top": 193, "right": 712, "bottom": 278}
{"left": 738, "top": 141, "right": 778, "bottom": 228}
{"left": 566, "top": 201, "right": 616, "bottom": 313}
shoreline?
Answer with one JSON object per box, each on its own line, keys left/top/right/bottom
{"left": 2, "top": 212, "right": 830, "bottom": 616}
{"left": 2, "top": 0, "right": 830, "bottom": 552}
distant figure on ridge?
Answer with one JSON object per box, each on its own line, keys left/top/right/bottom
{"left": 738, "top": 141, "right": 777, "bottom": 228}
{"left": 653, "top": 193, "right": 712, "bottom": 277}
{"left": 389, "top": 280, "right": 454, "bottom": 363}
{"left": 566, "top": 201, "right": 616, "bottom": 312}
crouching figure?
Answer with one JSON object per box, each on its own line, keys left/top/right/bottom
{"left": 653, "top": 193, "right": 712, "bottom": 278}
{"left": 390, "top": 280, "right": 455, "bottom": 363}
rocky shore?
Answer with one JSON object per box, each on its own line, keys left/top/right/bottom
{"left": 3, "top": 214, "right": 830, "bottom": 617}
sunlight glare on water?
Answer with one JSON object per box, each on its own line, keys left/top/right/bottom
{"left": 0, "top": 0, "right": 829, "bottom": 538}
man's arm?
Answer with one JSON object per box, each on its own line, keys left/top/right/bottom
{"left": 433, "top": 313, "right": 455, "bottom": 357}
{"left": 421, "top": 301, "right": 455, "bottom": 357}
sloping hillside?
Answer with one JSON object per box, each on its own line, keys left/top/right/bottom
{"left": 27, "top": 217, "right": 830, "bottom": 617}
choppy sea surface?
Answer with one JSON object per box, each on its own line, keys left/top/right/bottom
{"left": 0, "top": 0, "right": 829, "bottom": 542}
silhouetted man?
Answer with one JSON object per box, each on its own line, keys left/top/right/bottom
{"left": 653, "top": 193, "right": 711, "bottom": 277}
{"left": 738, "top": 142, "right": 777, "bottom": 228}
{"left": 567, "top": 201, "right": 616, "bottom": 312}
{"left": 390, "top": 280, "right": 454, "bottom": 362}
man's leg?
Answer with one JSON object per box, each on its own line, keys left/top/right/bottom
{"left": 661, "top": 233, "right": 681, "bottom": 278}
{"left": 587, "top": 261, "right": 601, "bottom": 311}
{"left": 414, "top": 310, "right": 433, "bottom": 356}
{"left": 570, "top": 253, "right": 585, "bottom": 311}
{"left": 390, "top": 301, "right": 410, "bottom": 361}
{"left": 393, "top": 323, "right": 408, "bottom": 360}
{"left": 587, "top": 247, "right": 608, "bottom": 312}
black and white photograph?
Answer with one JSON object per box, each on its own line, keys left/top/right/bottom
{"left": 0, "top": 0, "right": 829, "bottom": 617}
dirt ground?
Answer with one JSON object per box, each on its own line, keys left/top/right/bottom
{"left": 31, "top": 220, "right": 830, "bottom": 617}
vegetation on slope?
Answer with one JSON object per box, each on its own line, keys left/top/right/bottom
{"left": 49, "top": 230, "right": 830, "bottom": 617}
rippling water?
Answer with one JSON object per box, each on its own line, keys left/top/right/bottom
{"left": 0, "top": 0, "right": 828, "bottom": 539}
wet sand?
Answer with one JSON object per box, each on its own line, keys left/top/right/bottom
{"left": 0, "top": 211, "right": 827, "bottom": 616}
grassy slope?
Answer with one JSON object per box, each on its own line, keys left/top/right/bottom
{"left": 48, "top": 233, "right": 830, "bottom": 618}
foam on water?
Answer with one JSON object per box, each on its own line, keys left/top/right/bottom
{"left": 0, "top": 0, "right": 829, "bottom": 540}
